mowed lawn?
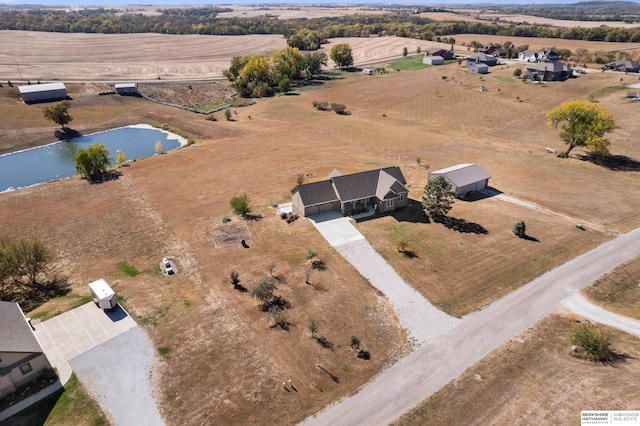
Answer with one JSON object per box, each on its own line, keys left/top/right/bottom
{"left": 1, "top": 53, "right": 640, "bottom": 424}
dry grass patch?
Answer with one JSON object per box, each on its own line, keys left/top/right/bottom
{"left": 395, "top": 314, "right": 640, "bottom": 426}
{"left": 356, "top": 195, "right": 612, "bottom": 317}
{"left": 584, "top": 255, "right": 640, "bottom": 320}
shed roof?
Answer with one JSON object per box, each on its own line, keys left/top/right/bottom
{"left": 430, "top": 164, "right": 490, "bottom": 187}
{"left": 115, "top": 83, "right": 137, "bottom": 89}
{"left": 18, "top": 82, "right": 66, "bottom": 94}
{"left": 0, "top": 301, "right": 43, "bottom": 354}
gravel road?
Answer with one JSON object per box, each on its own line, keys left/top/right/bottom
{"left": 69, "top": 326, "right": 164, "bottom": 426}
{"left": 302, "top": 226, "right": 640, "bottom": 425}
{"left": 561, "top": 293, "right": 640, "bottom": 337}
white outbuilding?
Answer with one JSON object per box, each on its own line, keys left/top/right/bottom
{"left": 115, "top": 83, "right": 138, "bottom": 95}
{"left": 428, "top": 163, "right": 491, "bottom": 197}
{"left": 423, "top": 55, "right": 444, "bottom": 65}
{"left": 88, "top": 279, "right": 118, "bottom": 310}
{"left": 19, "top": 82, "right": 67, "bottom": 104}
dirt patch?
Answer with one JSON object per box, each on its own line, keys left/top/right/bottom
{"left": 138, "top": 82, "right": 236, "bottom": 113}
{"left": 208, "top": 219, "right": 252, "bottom": 248}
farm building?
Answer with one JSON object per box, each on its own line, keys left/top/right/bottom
{"left": 18, "top": 82, "right": 66, "bottom": 104}
{"left": 362, "top": 68, "right": 373, "bottom": 75}
{"left": 428, "top": 163, "right": 490, "bottom": 197}
{"left": 466, "top": 54, "right": 498, "bottom": 66}
{"left": 426, "top": 48, "right": 454, "bottom": 60}
{"left": 423, "top": 55, "right": 444, "bottom": 65}
{"left": 518, "top": 51, "right": 538, "bottom": 62}
{"left": 468, "top": 63, "right": 489, "bottom": 74}
{"left": 604, "top": 60, "right": 640, "bottom": 73}
{"left": 115, "top": 83, "right": 138, "bottom": 95}
{"left": 0, "top": 301, "right": 53, "bottom": 399}
{"left": 525, "top": 62, "right": 572, "bottom": 82}
{"left": 291, "top": 167, "right": 409, "bottom": 217}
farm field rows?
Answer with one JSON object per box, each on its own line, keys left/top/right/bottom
{"left": 1, "top": 29, "right": 640, "bottom": 425}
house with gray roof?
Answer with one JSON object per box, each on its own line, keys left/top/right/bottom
{"left": 426, "top": 48, "right": 454, "bottom": 60}
{"left": 525, "top": 61, "right": 572, "bottom": 82}
{"left": 428, "top": 164, "right": 490, "bottom": 197}
{"left": 0, "top": 302, "right": 52, "bottom": 399}
{"left": 291, "top": 167, "right": 409, "bottom": 217}
{"left": 605, "top": 60, "right": 640, "bottom": 73}
{"left": 466, "top": 54, "right": 498, "bottom": 66}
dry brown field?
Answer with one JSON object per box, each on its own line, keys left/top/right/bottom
{"left": 395, "top": 314, "right": 640, "bottom": 426}
{"left": 584, "top": 255, "right": 640, "bottom": 320}
{"left": 477, "top": 13, "right": 640, "bottom": 28}
{"left": 1, "top": 33, "right": 640, "bottom": 424}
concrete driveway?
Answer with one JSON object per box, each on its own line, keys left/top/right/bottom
{"left": 33, "top": 302, "right": 137, "bottom": 384}
{"left": 308, "top": 212, "right": 460, "bottom": 344}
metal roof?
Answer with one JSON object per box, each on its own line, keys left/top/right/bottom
{"left": 18, "top": 82, "right": 66, "bottom": 94}
{"left": 0, "top": 301, "right": 43, "bottom": 354}
{"left": 115, "top": 83, "right": 137, "bottom": 89}
{"left": 430, "top": 164, "right": 490, "bottom": 187}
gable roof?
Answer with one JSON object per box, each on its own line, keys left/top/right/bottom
{"left": 293, "top": 167, "right": 407, "bottom": 206}
{"left": 0, "top": 301, "right": 43, "bottom": 354}
{"left": 430, "top": 164, "right": 490, "bottom": 187}
{"left": 18, "top": 82, "right": 66, "bottom": 94}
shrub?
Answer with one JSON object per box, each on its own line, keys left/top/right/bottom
{"left": 331, "top": 103, "right": 347, "bottom": 115}
{"left": 222, "top": 216, "right": 231, "bottom": 223}
{"left": 312, "top": 100, "right": 330, "bottom": 111}
{"left": 513, "top": 68, "right": 522, "bottom": 77}
{"left": 571, "top": 323, "right": 614, "bottom": 362}
{"left": 157, "top": 346, "right": 171, "bottom": 355}
{"left": 350, "top": 335, "right": 361, "bottom": 350}
{"left": 224, "top": 108, "right": 232, "bottom": 121}
{"left": 230, "top": 270, "right": 240, "bottom": 288}
{"left": 306, "top": 249, "right": 317, "bottom": 260}
{"left": 206, "top": 114, "right": 217, "bottom": 121}
{"left": 229, "top": 193, "right": 252, "bottom": 216}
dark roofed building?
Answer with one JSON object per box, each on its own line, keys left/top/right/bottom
{"left": 0, "top": 302, "right": 52, "bottom": 399}
{"left": 605, "top": 60, "right": 640, "bottom": 73}
{"left": 466, "top": 54, "right": 498, "bottom": 66}
{"left": 525, "top": 62, "right": 572, "bottom": 82}
{"left": 292, "top": 167, "right": 409, "bottom": 216}
{"left": 426, "top": 48, "right": 454, "bottom": 60}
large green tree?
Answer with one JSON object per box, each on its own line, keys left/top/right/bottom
{"left": 422, "top": 176, "right": 455, "bottom": 219}
{"left": 546, "top": 100, "right": 615, "bottom": 158}
{"left": 75, "top": 143, "right": 111, "bottom": 181}
{"left": 287, "top": 29, "right": 322, "bottom": 51}
{"left": 329, "top": 43, "right": 354, "bottom": 68}
{"left": 42, "top": 100, "right": 73, "bottom": 129}
{"left": 1, "top": 238, "right": 52, "bottom": 297}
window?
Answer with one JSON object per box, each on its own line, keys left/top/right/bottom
{"left": 398, "top": 194, "right": 404, "bottom": 201}
{"left": 386, "top": 200, "right": 394, "bottom": 208}
{"left": 20, "top": 362, "right": 33, "bottom": 375}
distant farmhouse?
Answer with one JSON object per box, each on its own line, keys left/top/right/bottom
{"left": 604, "top": 60, "right": 640, "bottom": 73}
{"left": 426, "top": 48, "right": 454, "bottom": 60}
{"left": 524, "top": 50, "right": 572, "bottom": 82}
{"left": 518, "top": 50, "right": 538, "bottom": 62}
{"left": 291, "top": 167, "right": 409, "bottom": 217}
{"left": 115, "top": 83, "right": 138, "bottom": 95}
{"left": 428, "top": 164, "right": 490, "bottom": 198}
{"left": 423, "top": 55, "right": 444, "bottom": 65}
{"left": 19, "top": 82, "right": 66, "bottom": 104}
{"left": 0, "top": 302, "right": 53, "bottom": 399}
{"left": 467, "top": 54, "right": 498, "bottom": 67}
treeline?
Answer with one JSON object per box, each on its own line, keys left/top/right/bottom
{"left": 492, "top": 1, "right": 640, "bottom": 23}
{"left": 3, "top": 7, "right": 640, "bottom": 43}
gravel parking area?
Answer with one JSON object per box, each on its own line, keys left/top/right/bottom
{"left": 69, "top": 327, "right": 164, "bottom": 426}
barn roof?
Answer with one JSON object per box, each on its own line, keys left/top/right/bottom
{"left": 115, "top": 83, "right": 137, "bottom": 89}
{"left": 0, "top": 301, "right": 43, "bottom": 354}
{"left": 430, "top": 164, "right": 490, "bottom": 187}
{"left": 18, "top": 82, "right": 66, "bottom": 94}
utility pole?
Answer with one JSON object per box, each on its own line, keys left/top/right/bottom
{"left": 156, "top": 59, "right": 160, "bottom": 79}
{"left": 15, "top": 60, "right": 23, "bottom": 80}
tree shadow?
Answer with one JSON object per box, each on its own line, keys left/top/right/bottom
{"left": 54, "top": 128, "right": 80, "bottom": 140}
{"left": 367, "top": 199, "right": 430, "bottom": 224}
{"left": 233, "top": 283, "right": 248, "bottom": 293}
{"left": 260, "top": 296, "right": 291, "bottom": 312}
{"left": 436, "top": 216, "right": 489, "bottom": 234}
{"left": 242, "top": 214, "right": 263, "bottom": 221}
{"left": 401, "top": 250, "right": 419, "bottom": 258}
{"left": 520, "top": 234, "right": 540, "bottom": 242}
{"left": 318, "top": 365, "right": 340, "bottom": 383}
{"left": 88, "top": 169, "right": 123, "bottom": 184}
{"left": 316, "top": 336, "right": 335, "bottom": 351}
{"left": 7, "top": 277, "right": 71, "bottom": 312}
{"left": 577, "top": 153, "right": 640, "bottom": 171}
{"left": 311, "top": 259, "right": 327, "bottom": 271}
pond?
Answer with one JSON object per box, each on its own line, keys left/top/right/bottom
{"left": 0, "top": 124, "right": 185, "bottom": 193}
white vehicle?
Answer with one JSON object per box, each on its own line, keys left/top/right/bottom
{"left": 162, "top": 258, "right": 171, "bottom": 268}
{"left": 88, "top": 279, "right": 118, "bottom": 310}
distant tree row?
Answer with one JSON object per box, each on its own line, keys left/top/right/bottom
{"left": 224, "top": 47, "right": 328, "bottom": 97}
{"left": 4, "top": 8, "right": 640, "bottom": 43}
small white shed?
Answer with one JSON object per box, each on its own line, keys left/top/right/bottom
{"left": 19, "top": 82, "right": 67, "bottom": 104}
{"left": 428, "top": 163, "right": 491, "bottom": 197}
{"left": 423, "top": 55, "right": 444, "bottom": 65}
{"left": 115, "top": 83, "right": 138, "bottom": 95}
{"left": 88, "top": 279, "right": 118, "bottom": 310}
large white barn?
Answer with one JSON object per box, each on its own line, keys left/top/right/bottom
{"left": 428, "top": 164, "right": 491, "bottom": 197}
{"left": 19, "top": 82, "right": 67, "bottom": 104}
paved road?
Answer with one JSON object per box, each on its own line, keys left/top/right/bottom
{"left": 309, "top": 211, "right": 460, "bottom": 344}
{"left": 561, "top": 293, "right": 640, "bottom": 338}
{"left": 302, "top": 226, "right": 640, "bottom": 425}
{"left": 70, "top": 327, "right": 164, "bottom": 426}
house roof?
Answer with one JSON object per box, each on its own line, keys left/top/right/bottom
{"left": 607, "top": 60, "right": 640, "bottom": 69}
{"left": 0, "top": 301, "right": 43, "bottom": 354}
{"left": 520, "top": 50, "right": 536, "bottom": 56}
{"left": 293, "top": 167, "right": 407, "bottom": 206}
{"left": 426, "top": 55, "right": 444, "bottom": 61}
{"left": 18, "top": 82, "right": 66, "bottom": 94}
{"left": 527, "top": 62, "right": 570, "bottom": 72}
{"left": 430, "top": 164, "right": 490, "bottom": 187}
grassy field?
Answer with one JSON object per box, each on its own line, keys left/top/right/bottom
{"left": 1, "top": 35, "right": 640, "bottom": 424}
{"left": 584, "top": 255, "right": 640, "bottom": 320}
{"left": 394, "top": 314, "right": 640, "bottom": 425}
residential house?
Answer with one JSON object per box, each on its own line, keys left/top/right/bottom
{"left": 428, "top": 164, "right": 491, "bottom": 197}
{"left": 537, "top": 50, "right": 561, "bottom": 63}
{"left": 0, "top": 302, "right": 52, "bottom": 399}
{"left": 466, "top": 54, "right": 498, "bottom": 66}
{"left": 605, "top": 60, "right": 640, "bottom": 73}
{"left": 518, "top": 50, "right": 538, "bottom": 62}
{"left": 423, "top": 55, "right": 444, "bottom": 65}
{"left": 525, "top": 61, "right": 572, "bottom": 82}
{"left": 291, "top": 167, "right": 409, "bottom": 217}
{"left": 426, "top": 48, "right": 454, "bottom": 60}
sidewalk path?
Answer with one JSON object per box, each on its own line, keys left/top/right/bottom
{"left": 561, "top": 293, "right": 640, "bottom": 338}
{"left": 309, "top": 211, "right": 460, "bottom": 345}
{"left": 302, "top": 225, "right": 640, "bottom": 425}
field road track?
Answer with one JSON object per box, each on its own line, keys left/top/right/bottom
{"left": 561, "top": 293, "right": 640, "bottom": 338}
{"left": 301, "top": 226, "right": 640, "bottom": 425}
